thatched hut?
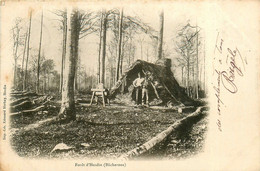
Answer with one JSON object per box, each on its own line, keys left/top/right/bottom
{"left": 109, "top": 58, "right": 197, "bottom": 106}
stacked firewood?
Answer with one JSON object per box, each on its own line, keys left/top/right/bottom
{"left": 10, "top": 91, "right": 53, "bottom": 116}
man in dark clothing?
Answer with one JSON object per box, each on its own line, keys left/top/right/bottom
{"left": 142, "top": 73, "right": 151, "bottom": 107}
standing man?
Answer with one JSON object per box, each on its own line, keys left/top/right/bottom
{"left": 133, "top": 72, "right": 144, "bottom": 106}
{"left": 142, "top": 73, "right": 150, "bottom": 107}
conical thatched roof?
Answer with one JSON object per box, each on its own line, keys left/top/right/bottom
{"left": 109, "top": 58, "right": 197, "bottom": 106}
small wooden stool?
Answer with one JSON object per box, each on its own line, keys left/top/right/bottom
{"left": 90, "top": 87, "right": 110, "bottom": 107}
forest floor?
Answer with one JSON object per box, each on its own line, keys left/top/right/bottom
{"left": 10, "top": 98, "right": 208, "bottom": 160}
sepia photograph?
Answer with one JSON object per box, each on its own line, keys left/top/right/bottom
{"left": 0, "top": 1, "right": 259, "bottom": 171}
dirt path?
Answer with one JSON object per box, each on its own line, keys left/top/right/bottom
{"left": 22, "top": 117, "right": 57, "bottom": 131}
{"left": 10, "top": 116, "right": 57, "bottom": 135}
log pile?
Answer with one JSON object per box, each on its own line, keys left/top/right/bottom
{"left": 10, "top": 91, "right": 53, "bottom": 116}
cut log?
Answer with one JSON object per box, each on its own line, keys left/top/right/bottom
{"left": 119, "top": 106, "right": 205, "bottom": 160}
{"left": 11, "top": 92, "right": 38, "bottom": 98}
{"left": 32, "top": 96, "right": 48, "bottom": 104}
{"left": 10, "top": 100, "right": 32, "bottom": 112}
{"left": 10, "top": 91, "right": 27, "bottom": 95}
{"left": 10, "top": 96, "right": 52, "bottom": 116}
{"left": 10, "top": 97, "right": 30, "bottom": 106}
{"left": 10, "top": 105, "right": 45, "bottom": 116}
{"left": 76, "top": 99, "right": 90, "bottom": 104}
{"left": 42, "top": 97, "right": 52, "bottom": 105}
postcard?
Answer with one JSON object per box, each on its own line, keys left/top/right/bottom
{"left": 0, "top": 1, "right": 259, "bottom": 171}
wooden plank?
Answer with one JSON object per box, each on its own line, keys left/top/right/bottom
{"left": 102, "top": 92, "right": 105, "bottom": 107}
{"left": 90, "top": 92, "right": 95, "bottom": 105}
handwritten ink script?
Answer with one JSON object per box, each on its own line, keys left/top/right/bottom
{"left": 213, "top": 32, "right": 248, "bottom": 132}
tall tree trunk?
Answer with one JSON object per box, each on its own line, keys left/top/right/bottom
{"left": 48, "top": 73, "right": 50, "bottom": 92}
{"left": 110, "top": 66, "right": 114, "bottom": 88}
{"left": 181, "top": 66, "right": 184, "bottom": 85}
{"left": 59, "top": 9, "right": 79, "bottom": 121}
{"left": 24, "top": 10, "right": 32, "bottom": 91}
{"left": 204, "top": 38, "right": 206, "bottom": 93}
{"left": 192, "top": 65, "right": 195, "bottom": 98}
{"left": 60, "top": 10, "right": 67, "bottom": 93}
{"left": 84, "top": 72, "right": 87, "bottom": 90}
{"left": 74, "top": 14, "right": 80, "bottom": 92}
{"left": 75, "top": 66, "right": 78, "bottom": 91}
{"left": 44, "top": 72, "right": 46, "bottom": 93}
{"left": 97, "top": 12, "right": 103, "bottom": 84}
{"left": 199, "top": 63, "right": 202, "bottom": 92}
{"left": 13, "top": 27, "right": 20, "bottom": 89}
{"left": 14, "top": 59, "right": 17, "bottom": 89}
{"left": 120, "top": 35, "right": 125, "bottom": 77}
{"left": 100, "top": 12, "right": 107, "bottom": 85}
{"left": 157, "top": 10, "right": 164, "bottom": 59}
{"left": 146, "top": 47, "right": 149, "bottom": 62}
{"left": 72, "top": 11, "right": 80, "bottom": 93}
{"left": 21, "top": 30, "right": 28, "bottom": 91}
{"left": 91, "top": 68, "right": 93, "bottom": 88}
{"left": 77, "top": 56, "right": 81, "bottom": 91}
{"left": 128, "top": 36, "right": 132, "bottom": 65}
{"left": 196, "top": 26, "right": 199, "bottom": 99}
{"left": 116, "top": 9, "right": 123, "bottom": 81}
{"left": 187, "top": 50, "right": 190, "bottom": 97}
{"left": 78, "top": 74, "right": 81, "bottom": 91}
{"left": 140, "top": 38, "right": 143, "bottom": 60}
{"left": 36, "top": 11, "right": 43, "bottom": 94}
{"left": 42, "top": 79, "right": 44, "bottom": 94}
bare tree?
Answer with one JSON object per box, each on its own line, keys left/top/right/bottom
{"left": 52, "top": 9, "right": 67, "bottom": 93}
{"left": 60, "top": 10, "right": 68, "bottom": 93}
{"left": 98, "top": 9, "right": 157, "bottom": 86}
{"left": 36, "top": 11, "right": 44, "bottom": 93}
{"left": 41, "top": 59, "right": 55, "bottom": 93}
{"left": 138, "top": 36, "right": 145, "bottom": 60}
{"left": 146, "top": 45, "right": 149, "bottom": 61}
{"left": 59, "top": 9, "right": 78, "bottom": 121}
{"left": 100, "top": 11, "right": 108, "bottom": 85}
{"left": 21, "top": 30, "right": 28, "bottom": 90}
{"left": 12, "top": 18, "right": 22, "bottom": 89}
{"left": 195, "top": 25, "right": 199, "bottom": 99}
{"left": 97, "top": 12, "right": 103, "bottom": 83}
{"left": 23, "top": 10, "right": 32, "bottom": 91}
{"left": 127, "top": 29, "right": 135, "bottom": 65}
{"left": 157, "top": 10, "right": 164, "bottom": 59}
{"left": 107, "top": 9, "right": 158, "bottom": 79}
{"left": 53, "top": 9, "right": 96, "bottom": 92}
{"left": 74, "top": 10, "right": 98, "bottom": 90}
{"left": 175, "top": 23, "right": 199, "bottom": 97}
{"left": 203, "top": 38, "right": 206, "bottom": 93}
{"left": 116, "top": 8, "right": 123, "bottom": 81}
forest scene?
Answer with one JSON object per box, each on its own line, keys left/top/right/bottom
{"left": 9, "top": 6, "right": 209, "bottom": 159}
